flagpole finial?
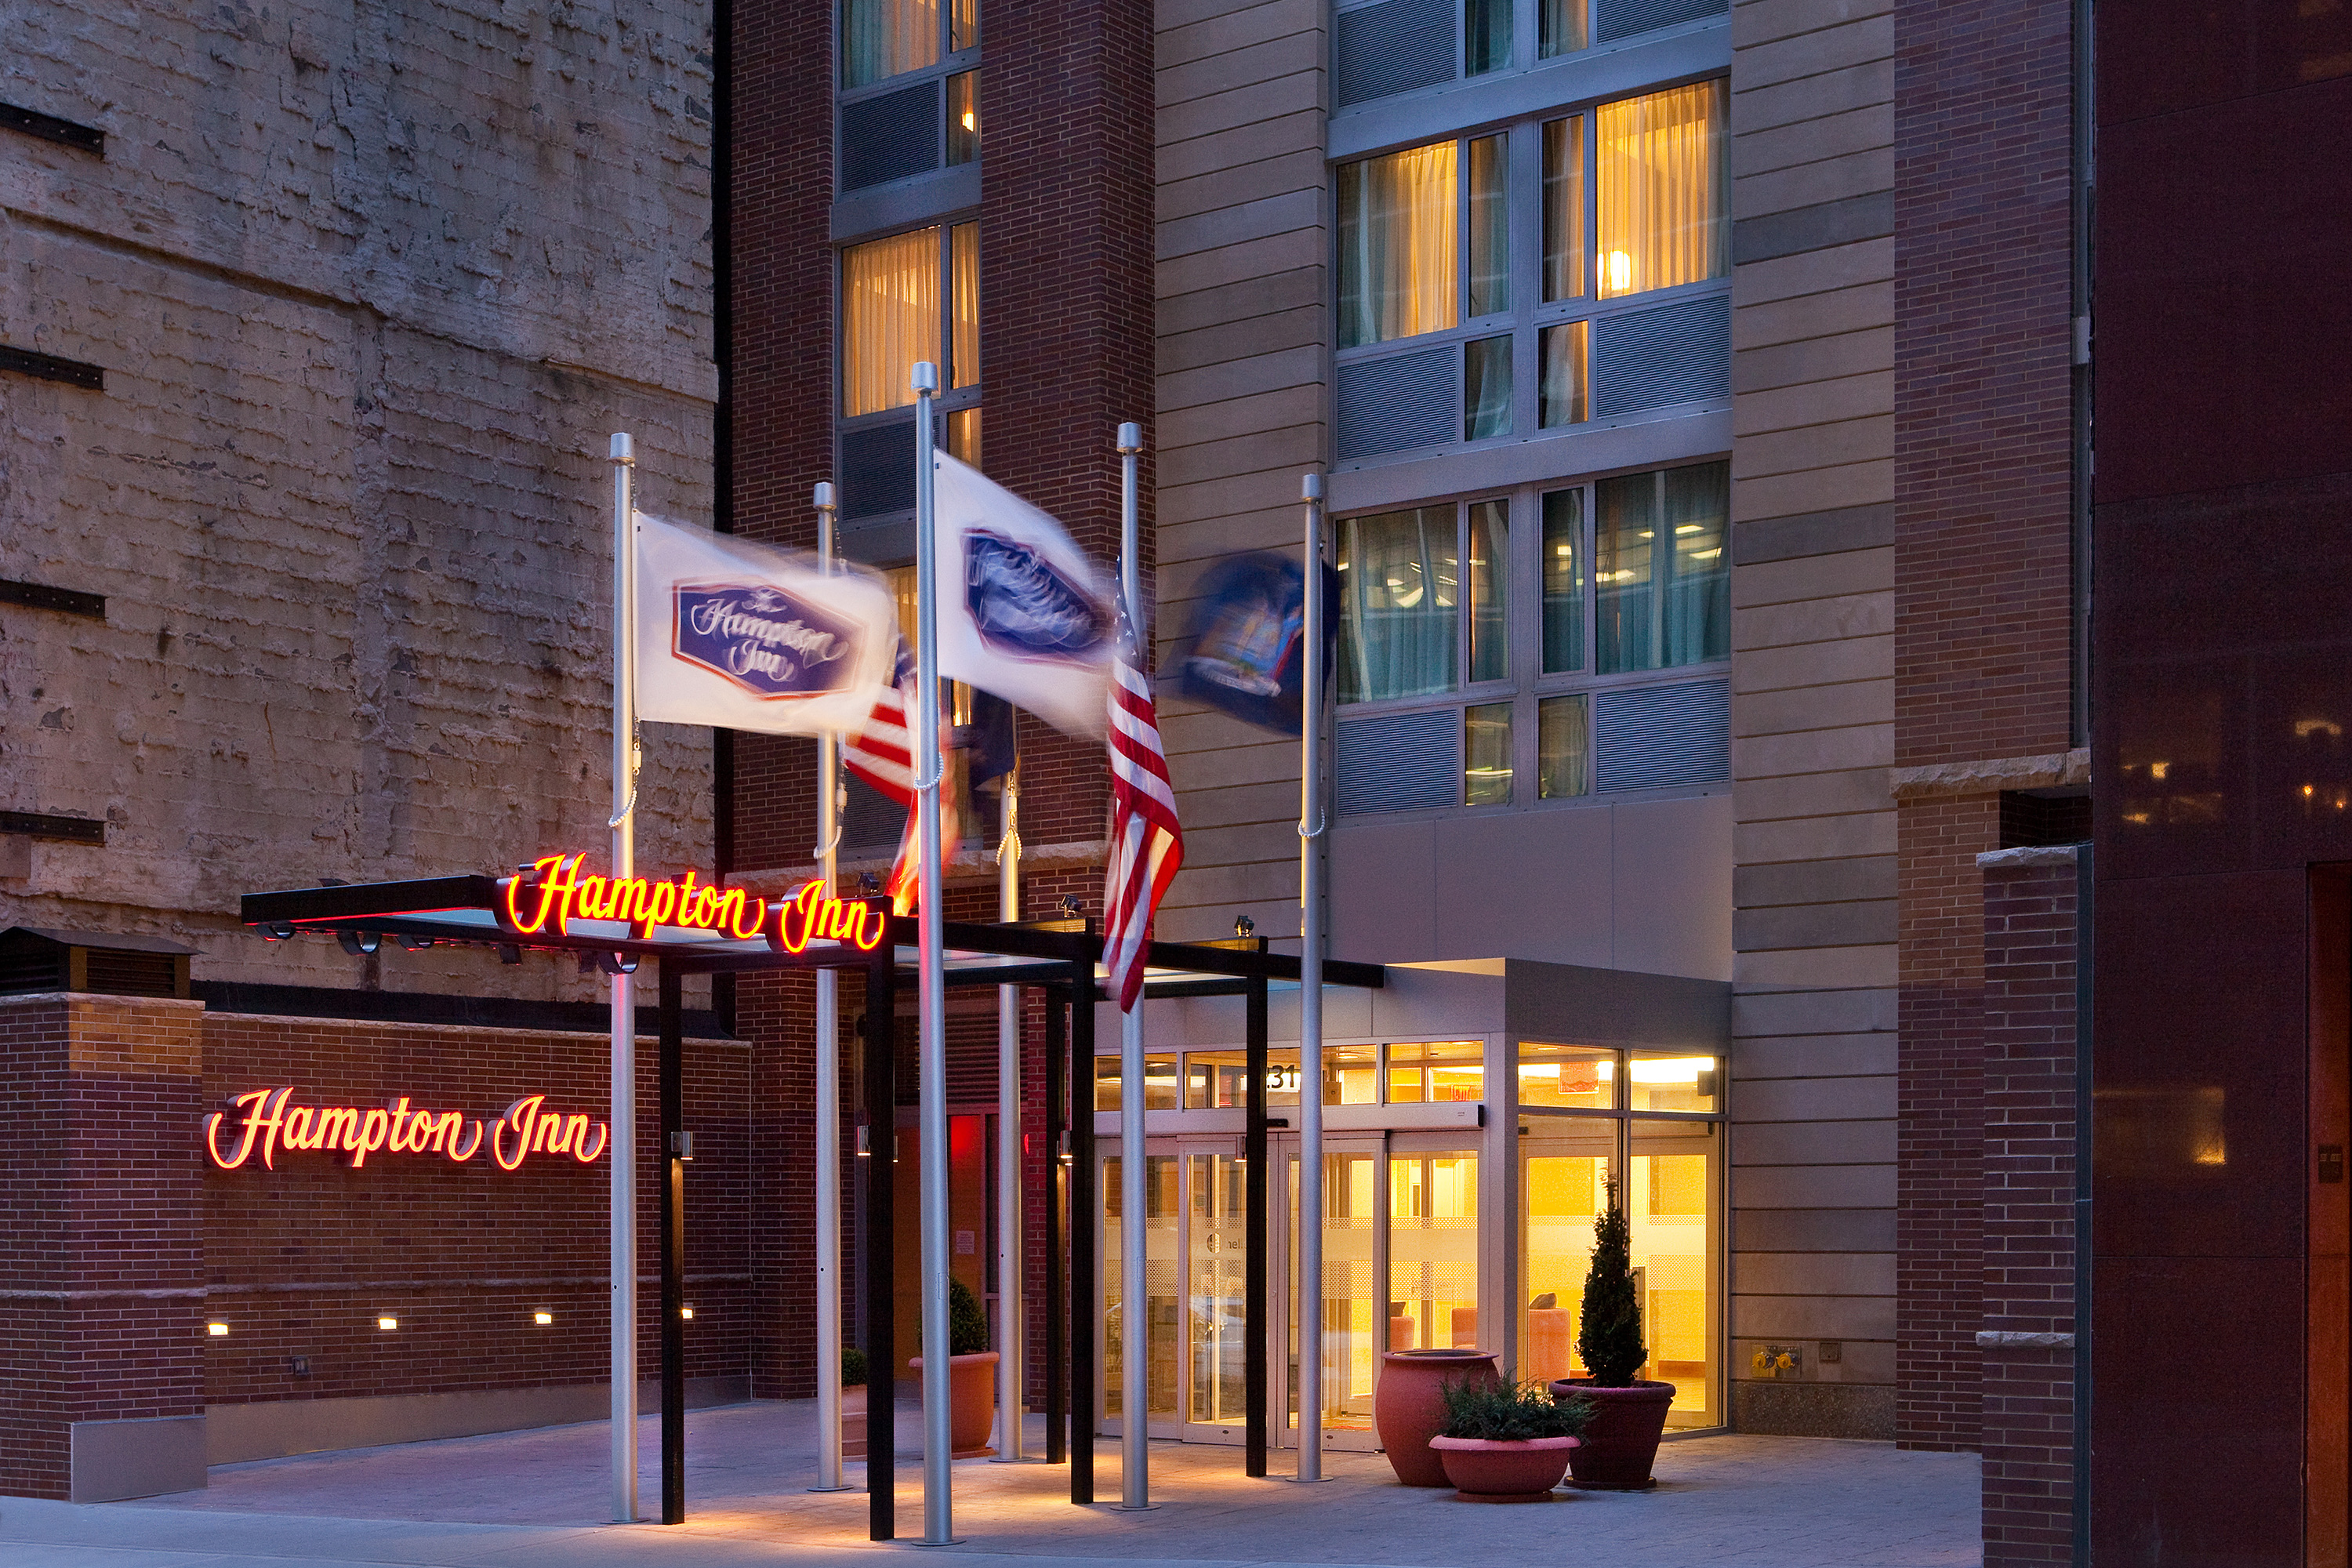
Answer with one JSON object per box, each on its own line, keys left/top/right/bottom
{"left": 911, "top": 360, "right": 938, "bottom": 395}
{"left": 812, "top": 481, "right": 835, "bottom": 510}
{"left": 610, "top": 432, "right": 634, "bottom": 466}
{"left": 1301, "top": 472, "right": 1321, "bottom": 501}
{"left": 1116, "top": 422, "right": 1142, "bottom": 456}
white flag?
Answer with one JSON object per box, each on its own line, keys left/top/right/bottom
{"left": 632, "top": 511, "right": 898, "bottom": 736}
{"left": 932, "top": 452, "right": 1115, "bottom": 739}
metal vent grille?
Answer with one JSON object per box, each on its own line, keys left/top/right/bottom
{"left": 1337, "top": 708, "right": 1458, "bottom": 815}
{"left": 1592, "top": 294, "right": 1730, "bottom": 418}
{"left": 1335, "top": 0, "right": 1455, "bottom": 107}
{"left": 840, "top": 82, "right": 939, "bottom": 191}
{"left": 840, "top": 419, "right": 917, "bottom": 519}
{"left": 1593, "top": 679, "right": 1730, "bottom": 793}
{"left": 841, "top": 772, "right": 905, "bottom": 854}
{"left": 1336, "top": 346, "right": 1457, "bottom": 461}
{"left": 83, "top": 948, "right": 176, "bottom": 997}
{"left": 0, "top": 949, "right": 64, "bottom": 996}
{"left": 1595, "top": 0, "right": 1727, "bottom": 44}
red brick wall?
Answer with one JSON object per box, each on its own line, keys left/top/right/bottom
{"left": 201, "top": 1012, "right": 749, "bottom": 1407}
{"left": 0, "top": 995, "right": 206, "bottom": 1500}
{"left": 1978, "top": 855, "right": 2079, "bottom": 1566}
{"left": 1895, "top": 796, "right": 1994, "bottom": 1450}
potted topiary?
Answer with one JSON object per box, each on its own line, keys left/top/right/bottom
{"left": 841, "top": 1347, "right": 870, "bottom": 1458}
{"left": 910, "top": 1277, "right": 999, "bottom": 1457}
{"left": 1549, "top": 1179, "right": 1675, "bottom": 1490}
{"left": 1426, "top": 1378, "right": 1592, "bottom": 1502}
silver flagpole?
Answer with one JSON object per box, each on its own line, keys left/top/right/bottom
{"left": 608, "top": 432, "right": 641, "bottom": 1523}
{"left": 1297, "top": 472, "right": 1326, "bottom": 1485}
{"left": 1115, "top": 420, "right": 1151, "bottom": 1511}
{"left": 911, "top": 362, "right": 956, "bottom": 1544}
{"left": 811, "top": 481, "right": 851, "bottom": 1494}
{"left": 995, "top": 754, "right": 1024, "bottom": 1463}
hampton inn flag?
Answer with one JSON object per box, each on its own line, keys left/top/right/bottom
{"left": 631, "top": 511, "right": 898, "bottom": 736}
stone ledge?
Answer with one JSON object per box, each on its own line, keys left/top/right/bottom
{"left": 1976, "top": 844, "right": 2083, "bottom": 870}
{"left": 1976, "top": 1330, "right": 2074, "bottom": 1350}
{"left": 1889, "top": 749, "right": 2089, "bottom": 800}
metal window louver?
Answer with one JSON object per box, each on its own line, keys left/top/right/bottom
{"left": 1592, "top": 293, "right": 1730, "bottom": 418}
{"left": 1337, "top": 707, "right": 1461, "bottom": 815}
{"left": 1592, "top": 678, "right": 1730, "bottom": 792}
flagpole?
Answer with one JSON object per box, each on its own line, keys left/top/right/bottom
{"left": 811, "top": 480, "right": 851, "bottom": 1494}
{"left": 995, "top": 753, "right": 1024, "bottom": 1464}
{"left": 1115, "top": 420, "right": 1151, "bottom": 1512}
{"left": 608, "top": 432, "right": 641, "bottom": 1523}
{"left": 912, "top": 362, "right": 956, "bottom": 1544}
{"left": 1297, "top": 471, "right": 1327, "bottom": 1485}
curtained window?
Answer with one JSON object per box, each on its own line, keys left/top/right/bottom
{"left": 949, "top": 221, "right": 979, "bottom": 390}
{"left": 1595, "top": 81, "right": 1727, "bottom": 299}
{"left": 1338, "top": 507, "right": 1459, "bottom": 702}
{"left": 843, "top": 0, "right": 939, "bottom": 88}
{"left": 1338, "top": 143, "right": 1459, "bottom": 349}
{"left": 1541, "top": 0, "right": 1588, "bottom": 57}
{"left": 842, "top": 228, "right": 940, "bottom": 417}
{"left": 1595, "top": 462, "right": 1730, "bottom": 673}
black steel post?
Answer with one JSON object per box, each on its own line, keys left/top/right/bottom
{"left": 659, "top": 963, "right": 686, "bottom": 1523}
{"left": 1068, "top": 960, "right": 1095, "bottom": 1504}
{"left": 864, "top": 953, "right": 897, "bottom": 1541}
{"left": 1044, "top": 985, "right": 1067, "bottom": 1465}
{"left": 1244, "top": 973, "right": 1269, "bottom": 1478}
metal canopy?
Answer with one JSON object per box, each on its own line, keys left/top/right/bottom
{"left": 238, "top": 873, "right": 1381, "bottom": 1534}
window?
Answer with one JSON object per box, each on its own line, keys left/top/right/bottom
{"left": 1333, "top": 82, "right": 1728, "bottom": 462}
{"left": 840, "top": 223, "right": 978, "bottom": 418}
{"left": 1335, "top": 462, "right": 1729, "bottom": 813}
{"left": 838, "top": 0, "right": 978, "bottom": 193}
{"left": 1333, "top": 0, "right": 1722, "bottom": 108}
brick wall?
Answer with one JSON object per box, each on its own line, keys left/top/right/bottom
{"left": 1979, "top": 853, "right": 2079, "bottom": 1565}
{"left": 1, "top": 0, "right": 714, "bottom": 1000}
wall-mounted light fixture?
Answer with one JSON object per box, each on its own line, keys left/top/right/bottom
{"left": 377, "top": 1316, "right": 399, "bottom": 1331}
{"left": 532, "top": 1311, "right": 554, "bottom": 1326}
{"left": 207, "top": 1322, "right": 230, "bottom": 1337}
{"left": 681, "top": 1305, "right": 695, "bottom": 1320}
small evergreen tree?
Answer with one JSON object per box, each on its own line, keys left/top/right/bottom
{"left": 1576, "top": 1178, "right": 1646, "bottom": 1386}
{"left": 949, "top": 1277, "right": 991, "bottom": 1356}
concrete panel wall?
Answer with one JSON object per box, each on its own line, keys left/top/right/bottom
{"left": 1152, "top": 0, "right": 1327, "bottom": 944}
{"left": 1, "top": 0, "right": 714, "bottom": 1000}
{"left": 1725, "top": 0, "right": 1898, "bottom": 1439}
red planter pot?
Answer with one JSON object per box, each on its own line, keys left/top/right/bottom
{"left": 1428, "top": 1435, "right": 1579, "bottom": 1502}
{"left": 911, "top": 1352, "right": 999, "bottom": 1457}
{"left": 1374, "top": 1348, "right": 1499, "bottom": 1486}
{"left": 1549, "top": 1378, "right": 1674, "bottom": 1490}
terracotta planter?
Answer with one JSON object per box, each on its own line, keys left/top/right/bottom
{"left": 1550, "top": 1378, "right": 1674, "bottom": 1490}
{"left": 1428, "top": 1435, "right": 1579, "bottom": 1503}
{"left": 1374, "top": 1348, "right": 1499, "bottom": 1486}
{"left": 840, "top": 1384, "right": 869, "bottom": 1458}
{"left": 910, "top": 1352, "right": 998, "bottom": 1457}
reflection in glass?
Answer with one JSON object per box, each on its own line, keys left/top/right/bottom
{"left": 1466, "top": 702, "right": 1513, "bottom": 806}
{"left": 1291, "top": 1153, "right": 1378, "bottom": 1430}
{"left": 1467, "top": 0, "right": 1513, "bottom": 74}
{"left": 949, "top": 0, "right": 977, "bottom": 52}
{"left": 1390, "top": 1151, "right": 1479, "bottom": 1355}
{"left": 1520, "top": 1045, "right": 1614, "bottom": 1110}
{"left": 1519, "top": 1119, "right": 1610, "bottom": 1382}
{"left": 1538, "top": 694, "right": 1589, "bottom": 798}
{"left": 947, "top": 72, "right": 978, "bottom": 165}
{"left": 1468, "top": 135, "right": 1511, "bottom": 316}
{"left": 1102, "top": 1155, "right": 1181, "bottom": 1419}
{"left": 841, "top": 227, "right": 939, "bottom": 416}
{"left": 1630, "top": 1120, "right": 1719, "bottom": 1428}
{"left": 1338, "top": 507, "right": 1458, "bottom": 702}
{"left": 1542, "top": 117, "right": 1585, "bottom": 300}
{"left": 1595, "top": 81, "right": 1727, "bottom": 299}
{"left": 844, "top": 0, "right": 940, "bottom": 87}
{"left": 1541, "top": 489, "right": 1584, "bottom": 673}
{"left": 1540, "top": 321, "right": 1588, "bottom": 428}
{"left": 1388, "top": 1040, "right": 1484, "bottom": 1102}
{"left": 1541, "top": 0, "right": 1587, "bottom": 58}
{"left": 1468, "top": 500, "right": 1509, "bottom": 683}
{"left": 1465, "top": 336, "right": 1513, "bottom": 441}
{"left": 1189, "top": 1153, "right": 1248, "bottom": 1425}
{"left": 1628, "top": 1053, "right": 1719, "bottom": 1113}
{"left": 1338, "top": 142, "right": 1459, "bottom": 348}
{"left": 1595, "top": 463, "right": 1730, "bottom": 673}
{"left": 1095, "top": 1054, "right": 1178, "bottom": 1111}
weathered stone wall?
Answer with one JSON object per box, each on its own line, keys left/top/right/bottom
{"left": 0, "top": 0, "right": 714, "bottom": 1001}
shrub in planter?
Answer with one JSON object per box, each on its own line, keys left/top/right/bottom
{"left": 1425, "top": 1379, "right": 1591, "bottom": 1502}
{"left": 841, "top": 1346, "right": 871, "bottom": 1457}
{"left": 912, "top": 1278, "right": 1000, "bottom": 1457}
{"left": 1552, "top": 1180, "right": 1675, "bottom": 1491}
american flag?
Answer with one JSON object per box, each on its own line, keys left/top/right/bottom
{"left": 1102, "top": 590, "right": 1183, "bottom": 1011}
{"left": 842, "top": 638, "right": 959, "bottom": 914}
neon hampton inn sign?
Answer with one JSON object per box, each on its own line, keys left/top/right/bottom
{"left": 499, "top": 854, "right": 886, "bottom": 953}
{"left": 205, "top": 1089, "right": 608, "bottom": 1173}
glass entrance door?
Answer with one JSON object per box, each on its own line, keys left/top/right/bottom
{"left": 1186, "top": 1149, "right": 1248, "bottom": 1433}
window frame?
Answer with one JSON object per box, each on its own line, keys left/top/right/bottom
{"left": 835, "top": 219, "right": 982, "bottom": 430}
{"left": 836, "top": 0, "right": 980, "bottom": 195}
{"left": 1333, "top": 459, "right": 1730, "bottom": 815}
{"left": 1330, "top": 73, "right": 1730, "bottom": 466}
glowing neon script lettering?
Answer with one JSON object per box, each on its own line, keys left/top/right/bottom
{"left": 205, "top": 1088, "right": 604, "bottom": 1173}
{"left": 769, "top": 881, "right": 888, "bottom": 955}
{"left": 503, "top": 855, "right": 765, "bottom": 942}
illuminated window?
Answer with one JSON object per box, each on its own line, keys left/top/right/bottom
{"left": 842, "top": 0, "right": 975, "bottom": 89}
{"left": 841, "top": 223, "right": 978, "bottom": 418}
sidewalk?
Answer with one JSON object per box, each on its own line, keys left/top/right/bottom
{"left": 0, "top": 1400, "right": 1980, "bottom": 1568}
